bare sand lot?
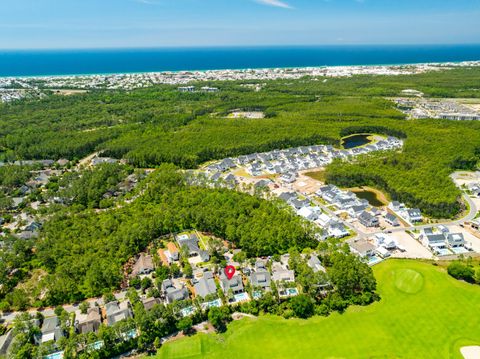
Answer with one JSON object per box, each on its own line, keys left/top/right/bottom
{"left": 293, "top": 169, "right": 325, "bottom": 194}
{"left": 389, "top": 231, "right": 433, "bottom": 259}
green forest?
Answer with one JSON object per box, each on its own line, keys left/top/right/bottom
{"left": 1, "top": 68, "right": 480, "bottom": 217}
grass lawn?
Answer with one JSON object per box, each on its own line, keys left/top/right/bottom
{"left": 155, "top": 259, "right": 480, "bottom": 359}
{"left": 304, "top": 169, "right": 327, "bottom": 182}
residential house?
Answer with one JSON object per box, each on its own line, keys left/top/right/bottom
{"left": 297, "top": 206, "right": 320, "bottom": 221}
{"left": 249, "top": 260, "right": 271, "bottom": 291}
{"left": 177, "top": 233, "right": 210, "bottom": 262}
{"left": 375, "top": 246, "right": 391, "bottom": 259}
{"left": 280, "top": 172, "right": 297, "bottom": 184}
{"left": 316, "top": 213, "right": 333, "bottom": 227}
{"left": 385, "top": 213, "right": 400, "bottom": 227}
{"left": 307, "top": 255, "right": 326, "bottom": 273}
{"left": 193, "top": 271, "right": 217, "bottom": 298}
{"left": 349, "top": 239, "right": 376, "bottom": 258}
{"left": 406, "top": 208, "right": 422, "bottom": 223}
{"left": 290, "top": 198, "right": 310, "bottom": 210}
{"left": 161, "top": 279, "right": 190, "bottom": 304}
{"left": 446, "top": 233, "right": 466, "bottom": 248}
{"left": 142, "top": 297, "right": 161, "bottom": 311}
{"left": 373, "top": 233, "right": 397, "bottom": 250}
{"left": 39, "top": 316, "right": 64, "bottom": 344}
{"left": 422, "top": 234, "right": 447, "bottom": 252}
{"left": 279, "top": 192, "right": 297, "bottom": 203}
{"left": 348, "top": 204, "right": 368, "bottom": 218}
{"left": 359, "top": 211, "right": 380, "bottom": 228}
{"left": 219, "top": 272, "right": 244, "bottom": 295}
{"left": 105, "top": 301, "right": 133, "bottom": 326}
{"left": 271, "top": 263, "right": 295, "bottom": 283}
{"left": 327, "top": 222, "right": 349, "bottom": 238}
{"left": 389, "top": 201, "right": 405, "bottom": 212}
{"left": 131, "top": 253, "right": 154, "bottom": 276}
{"left": 165, "top": 242, "right": 179, "bottom": 262}
{"left": 77, "top": 307, "right": 102, "bottom": 335}
{"left": 254, "top": 179, "right": 271, "bottom": 189}
{"left": 217, "top": 158, "right": 236, "bottom": 172}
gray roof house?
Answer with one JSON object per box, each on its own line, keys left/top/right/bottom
{"left": 220, "top": 272, "right": 244, "bottom": 294}
{"left": 422, "top": 234, "right": 447, "bottom": 250}
{"left": 161, "top": 279, "right": 190, "bottom": 303}
{"left": 359, "top": 211, "right": 380, "bottom": 228}
{"left": 385, "top": 213, "right": 400, "bottom": 226}
{"left": 406, "top": 209, "right": 422, "bottom": 223}
{"left": 131, "top": 253, "right": 154, "bottom": 276}
{"left": 307, "top": 255, "right": 326, "bottom": 273}
{"left": 271, "top": 264, "right": 295, "bottom": 283}
{"left": 142, "top": 297, "right": 161, "bottom": 311}
{"left": 446, "top": 233, "right": 465, "bottom": 248}
{"left": 39, "top": 316, "right": 64, "bottom": 344}
{"left": 194, "top": 271, "right": 217, "bottom": 298}
{"left": 217, "top": 158, "right": 236, "bottom": 172}
{"left": 327, "top": 222, "right": 349, "bottom": 238}
{"left": 249, "top": 260, "right": 271, "bottom": 291}
{"left": 77, "top": 307, "right": 102, "bottom": 334}
{"left": 254, "top": 179, "right": 271, "bottom": 189}
{"left": 279, "top": 192, "right": 297, "bottom": 203}
{"left": 349, "top": 239, "right": 376, "bottom": 258}
{"left": 177, "top": 233, "right": 210, "bottom": 261}
{"left": 105, "top": 301, "right": 133, "bottom": 326}
{"left": 348, "top": 204, "right": 368, "bottom": 218}
{"left": 290, "top": 198, "right": 310, "bottom": 210}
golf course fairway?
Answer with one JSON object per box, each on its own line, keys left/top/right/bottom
{"left": 155, "top": 259, "right": 480, "bottom": 359}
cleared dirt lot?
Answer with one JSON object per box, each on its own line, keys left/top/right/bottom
{"left": 389, "top": 231, "right": 433, "bottom": 259}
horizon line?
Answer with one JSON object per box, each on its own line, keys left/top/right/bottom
{"left": 1, "top": 43, "right": 480, "bottom": 52}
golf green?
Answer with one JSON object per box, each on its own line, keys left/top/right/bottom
{"left": 156, "top": 260, "right": 480, "bottom": 359}
{"left": 394, "top": 268, "right": 424, "bottom": 294}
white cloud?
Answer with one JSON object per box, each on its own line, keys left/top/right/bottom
{"left": 254, "top": 0, "right": 293, "bottom": 9}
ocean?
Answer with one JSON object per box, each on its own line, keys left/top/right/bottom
{"left": 0, "top": 44, "right": 480, "bottom": 77}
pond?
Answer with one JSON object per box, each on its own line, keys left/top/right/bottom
{"left": 342, "top": 134, "right": 372, "bottom": 149}
{"left": 352, "top": 189, "right": 386, "bottom": 207}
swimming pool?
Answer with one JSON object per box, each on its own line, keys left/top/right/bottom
{"left": 202, "top": 299, "right": 222, "bottom": 309}
{"left": 252, "top": 291, "right": 263, "bottom": 300}
{"left": 368, "top": 255, "right": 383, "bottom": 266}
{"left": 279, "top": 288, "right": 299, "bottom": 297}
{"left": 286, "top": 288, "right": 299, "bottom": 296}
{"left": 233, "top": 292, "right": 250, "bottom": 303}
{"left": 180, "top": 306, "right": 196, "bottom": 317}
{"left": 87, "top": 341, "right": 104, "bottom": 351}
{"left": 44, "top": 352, "right": 63, "bottom": 359}
{"left": 122, "top": 329, "right": 138, "bottom": 340}
{"left": 436, "top": 248, "right": 452, "bottom": 256}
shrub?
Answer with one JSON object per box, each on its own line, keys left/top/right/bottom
{"left": 447, "top": 261, "right": 475, "bottom": 283}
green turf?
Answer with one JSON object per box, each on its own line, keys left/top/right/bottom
{"left": 155, "top": 260, "right": 480, "bottom": 359}
{"left": 394, "top": 268, "right": 424, "bottom": 294}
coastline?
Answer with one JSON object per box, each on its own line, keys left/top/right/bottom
{"left": 1, "top": 44, "right": 480, "bottom": 79}
{"left": 1, "top": 60, "right": 479, "bottom": 81}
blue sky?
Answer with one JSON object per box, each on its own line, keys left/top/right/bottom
{"left": 1, "top": 0, "right": 479, "bottom": 49}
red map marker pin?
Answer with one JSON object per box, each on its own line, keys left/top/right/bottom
{"left": 224, "top": 265, "right": 236, "bottom": 280}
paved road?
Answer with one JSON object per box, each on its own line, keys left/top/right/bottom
{"left": 369, "top": 193, "right": 478, "bottom": 236}
{"left": 309, "top": 192, "right": 477, "bottom": 240}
